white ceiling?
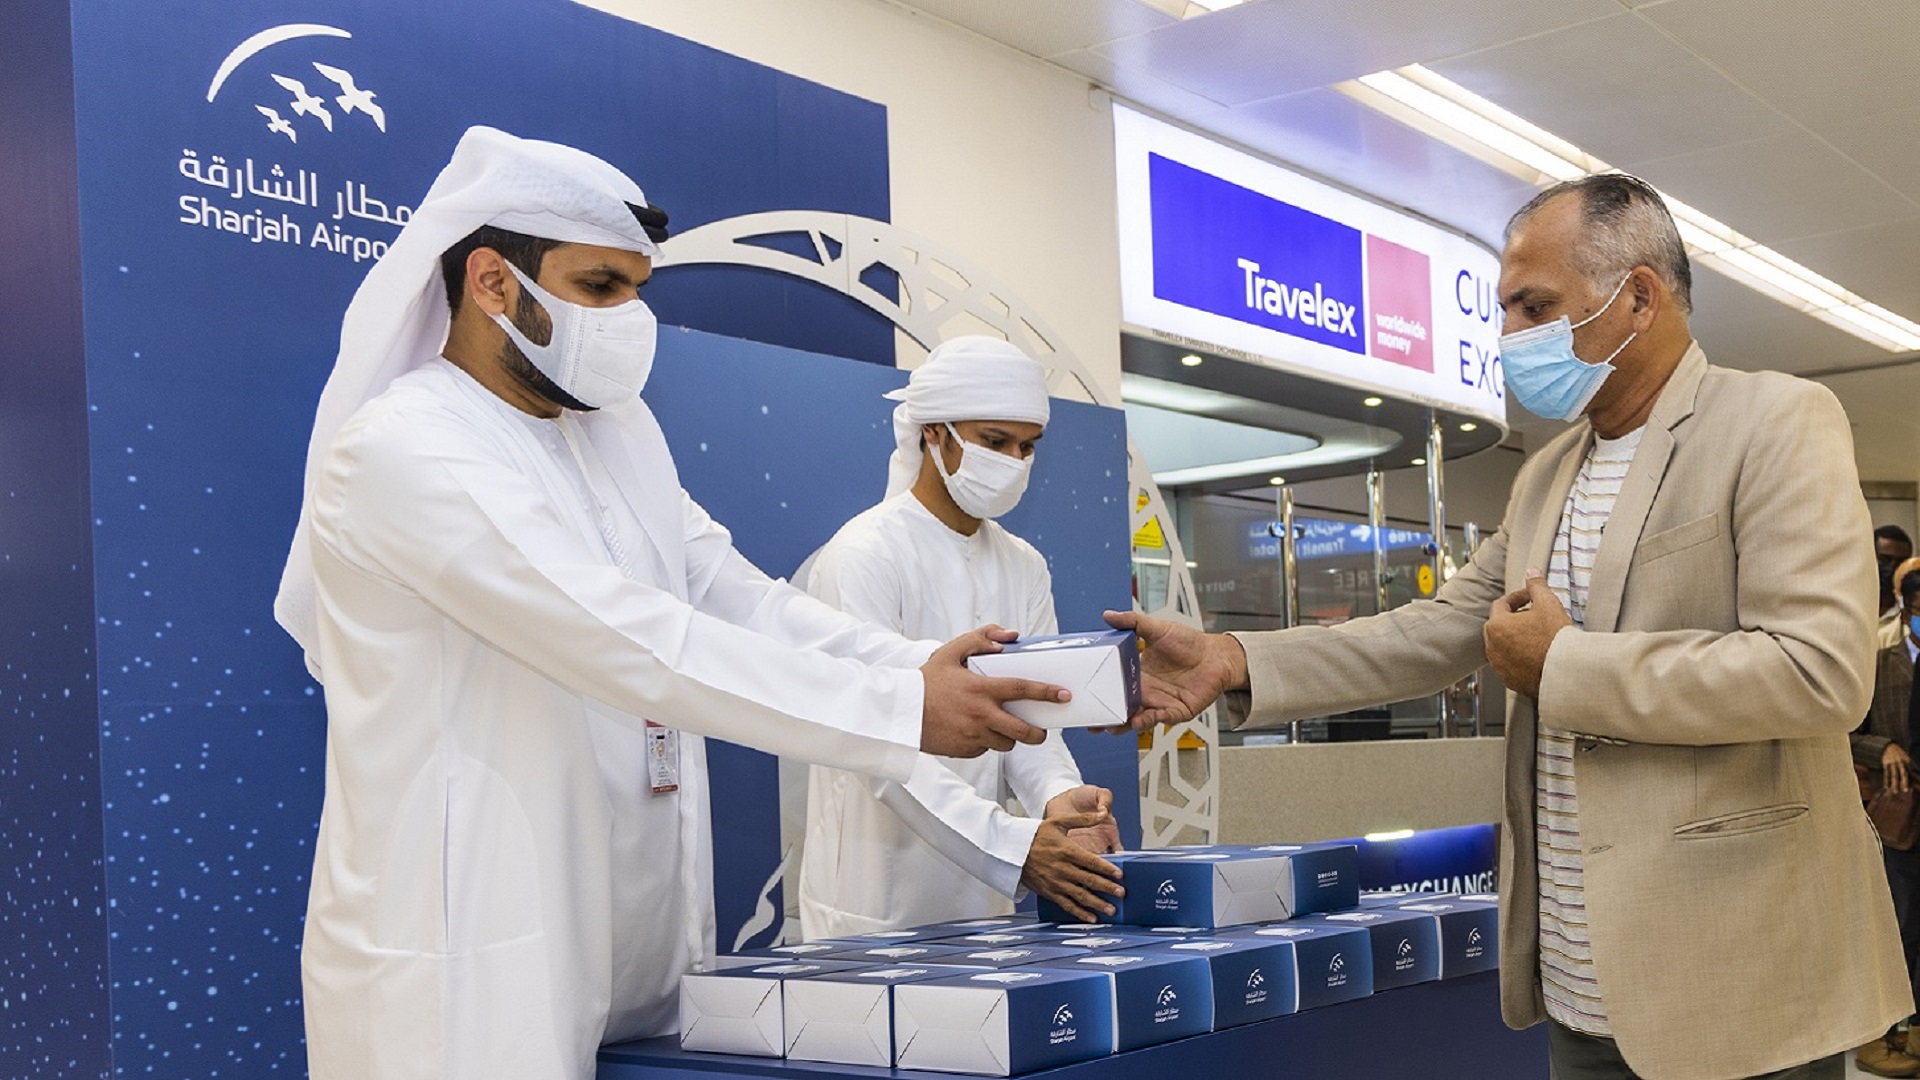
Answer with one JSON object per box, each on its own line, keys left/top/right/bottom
{"left": 883, "top": 0, "right": 1920, "bottom": 483}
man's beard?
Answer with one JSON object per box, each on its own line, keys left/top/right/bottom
{"left": 498, "top": 285, "right": 596, "bottom": 413}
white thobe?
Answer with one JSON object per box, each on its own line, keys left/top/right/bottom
{"left": 797, "top": 493, "right": 1083, "bottom": 938}
{"left": 301, "top": 360, "right": 933, "bottom": 1080}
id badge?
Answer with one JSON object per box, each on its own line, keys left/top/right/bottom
{"left": 646, "top": 721, "right": 680, "bottom": 795}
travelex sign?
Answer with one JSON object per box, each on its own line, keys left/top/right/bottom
{"left": 1115, "top": 105, "right": 1507, "bottom": 427}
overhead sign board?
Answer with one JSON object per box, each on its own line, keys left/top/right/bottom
{"left": 1115, "top": 105, "right": 1507, "bottom": 427}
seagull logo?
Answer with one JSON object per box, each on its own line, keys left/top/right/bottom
{"left": 254, "top": 105, "right": 297, "bottom": 143}
{"left": 270, "top": 74, "right": 333, "bottom": 131}
{"left": 204, "top": 24, "right": 389, "bottom": 138}
{"left": 1052, "top": 1004, "right": 1074, "bottom": 1026}
{"left": 311, "top": 62, "right": 386, "bottom": 131}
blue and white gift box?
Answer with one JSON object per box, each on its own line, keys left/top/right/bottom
{"left": 938, "top": 944, "right": 1084, "bottom": 969}
{"left": 1223, "top": 923, "right": 1374, "bottom": 1009}
{"left": 1138, "top": 938, "right": 1296, "bottom": 1028}
{"left": 1300, "top": 908, "right": 1441, "bottom": 991}
{"left": 825, "top": 943, "right": 981, "bottom": 965}
{"left": 781, "top": 965, "right": 957, "bottom": 1067}
{"left": 713, "top": 940, "right": 860, "bottom": 968}
{"left": 1236, "top": 842, "right": 1361, "bottom": 916}
{"left": 1032, "top": 951, "right": 1214, "bottom": 1050}
{"left": 1118, "top": 851, "right": 1296, "bottom": 928}
{"left": 1392, "top": 896, "right": 1498, "bottom": 978}
{"left": 964, "top": 629, "right": 1141, "bottom": 728}
{"left": 917, "top": 917, "right": 1049, "bottom": 937}
{"left": 678, "top": 960, "right": 869, "bottom": 1056}
{"left": 893, "top": 968, "right": 1116, "bottom": 1075}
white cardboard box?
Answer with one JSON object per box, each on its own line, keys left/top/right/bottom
{"left": 678, "top": 960, "right": 867, "bottom": 1056}
{"left": 893, "top": 968, "right": 1115, "bottom": 1075}
{"left": 964, "top": 629, "right": 1140, "bottom": 728}
{"left": 782, "top": 965, "right": 959, "bottom": 1067}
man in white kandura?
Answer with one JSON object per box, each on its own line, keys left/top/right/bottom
{"left": 273, "top": 127, "right": 1072, "bottom": 1080}
{"left": 797, "top": 337, "right": 1125, "bottom": 937}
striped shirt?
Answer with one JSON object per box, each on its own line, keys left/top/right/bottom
{"left": 1537, "top": 427, "right": 1642, "bottom": 1036}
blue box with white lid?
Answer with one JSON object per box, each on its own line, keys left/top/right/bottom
{"left": 1221, "top": 922, "right": 1373, "bottom": 1010}
{"left": 782, "top": 964, "right": 960, "bottom": 1068}
{"left": 678, "top": 959, "right": 871, "bottom": 1056}
{"left": 892, "top": 967, "right": 1116, "bottom": 1075}
{"left": 1134, "top": 937, "right": 1297, "bottom": 1028}
{"left": 1298, "top": 907, "right": 1441, "bottom": 991}
{"left": 930, "top": 931, "right": 1059, "bottom": 950}
{"left": 1391, "top": 894, "right": 1498, "bottom": 978}
{"left": 1232, "top": 842, "right": 1361, "bottom": 916}
{"left": 1030, "top": 950, "right": 1214, "bottom": 1051}
{"left": 917, "top": 916, "right": 1049, "bottom": 937}
{"left": 1117, "top": 850, "right": 1296, "bottom": 928}
{"left": 824, "top": 942, "right": 982, "bottom": 965}
{"left": 936, "top": 944, "right": 1085, "bottom": 969}
{"left": 1041, "top": 930, "right": 1165, "bottom": 952}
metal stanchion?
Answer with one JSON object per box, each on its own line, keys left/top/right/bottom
{"left": 1277, "top": 483, "right": 1301, "bottom": 745}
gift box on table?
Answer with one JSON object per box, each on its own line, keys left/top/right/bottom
{"left": 893, "top": 967, "right": 1115, "bottom": 1075}
{"left": 782, "top": 964, "right": 960, "bottom": 1067}
{"left": 965, "top": 629, "right": 1140, "bottom": 729}
{"left": 1031, "top": 950, "right": 1214, "bottom": 1050}
{"left": 679, "top": 959, "right": 869, "bottom": 1056}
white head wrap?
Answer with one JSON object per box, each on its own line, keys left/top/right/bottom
{"left": 274, "top": 126, "right": 673, "bottom": 675}
{"left": 883, "top": 336, "right": 1052, "bottom": 498}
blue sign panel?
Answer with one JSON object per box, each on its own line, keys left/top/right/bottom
{"left": 1247, "top": 517, "right": 1430, "bottom": 561}
{"left": 1148, "top": 154, "right": 1365, "bottom": 355}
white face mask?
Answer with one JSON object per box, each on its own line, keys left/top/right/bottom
{"left": 931, "top": 423, "right": 1032, "bottom": 520}
{"left": 490, "top": 261, "right": 658, "bottom": 409}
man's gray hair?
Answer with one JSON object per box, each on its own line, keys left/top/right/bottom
{"left": 1506, "top": 173, "right": 1693, "bottom": 314}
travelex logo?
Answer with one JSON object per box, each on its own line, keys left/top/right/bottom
{"left": 1147, "top": 154, "right": 1440, "bottom": 375}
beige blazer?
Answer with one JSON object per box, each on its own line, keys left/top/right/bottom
{"left": 1227, "top": 343, "right": 1908, "bottom": 1078}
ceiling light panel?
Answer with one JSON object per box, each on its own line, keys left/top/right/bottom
{"left": 1336, "top": 63, "right": 1920, "bottom": 353}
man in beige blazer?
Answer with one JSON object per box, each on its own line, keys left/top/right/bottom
{"left": 1109, "top": 175, "right": 1909, "bottom": 1079}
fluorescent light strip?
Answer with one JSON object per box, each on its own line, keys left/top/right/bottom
{"left": 1336, "top": 65, "right": 1920, "bottom": 353}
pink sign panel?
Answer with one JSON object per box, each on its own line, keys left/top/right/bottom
{"left": 1365, "top": 234, "right": 1434, "bottom": 372}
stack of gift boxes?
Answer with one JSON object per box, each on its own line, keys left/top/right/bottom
{"left": 679, "top": 843, "right": 1498, "bottom": 1076}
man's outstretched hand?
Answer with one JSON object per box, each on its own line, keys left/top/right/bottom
{"left": 1044, "top": 785, "right": 1122, "bottom": 855}
{"left": 1101, "top": 610, "right": 1247, "bottom": 730}
{"left": 1020, "top": 810, "right": 1124, "bottom": 923}
{"left": 919, "top": 626, "right": 1069, "bottom": 758}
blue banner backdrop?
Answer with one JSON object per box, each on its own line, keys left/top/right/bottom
{"left": 41, "top": 1, "right": 1135, "bottom": 1074}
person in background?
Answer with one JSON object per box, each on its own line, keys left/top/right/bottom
{"left": 1879, "top": 527, "right": 1915, "bottom": 647}
{"left": 273, "top": 128, "right": 1072, "bottom": 1080}
{"left": 796, "top": 337, "right": 1124, "bottom": 936}
{"left": 1856, "top": 563, "right": 1920, "bottom": 1077}
{"left": 1107, "top": 173, "right": 1909, "bottom": 1079}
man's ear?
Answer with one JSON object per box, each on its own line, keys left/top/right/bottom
{"left": 466, "top": 247, "right": 512, "bottom": 318}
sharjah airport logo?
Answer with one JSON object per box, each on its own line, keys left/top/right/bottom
{"left": 207, "top": 24, "right": 387, "bottom": 142}
{"left": 1156, "top": 879, "right": 1178, "bottom": 898}
{"left": 1156, "top": 985, "right": 1180, "bottom": 1007}
{"left": 1397, "top": 939, "right": 1414, "bottom": 958}
{"left": 1052, "top": 1004, "right": 1075, "bottom": 1026}
{"left": 1328, "top": 953, "right": 1346, "bottom": 973}
{"left": 1245, "top": 969, "right": 1265, "bottom": 989}
{"left": 1468, "top": 928, "right": 1484, "bottom": 946}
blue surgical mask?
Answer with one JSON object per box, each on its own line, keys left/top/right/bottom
{"left": 1497, "top": 275, "right": 1637, "bottom": 422}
